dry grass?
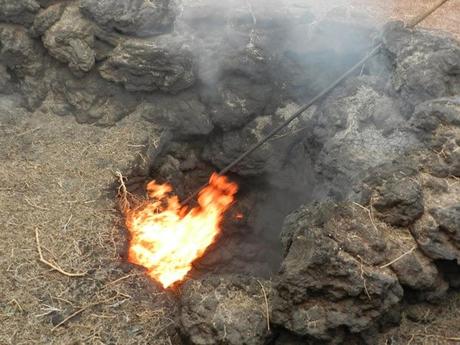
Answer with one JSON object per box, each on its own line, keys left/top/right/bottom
{"left": 0, "top": 98, "right": 177, "bottom": 345}
{"left": 378, "top": 291, "right": 460, "bottom": 344}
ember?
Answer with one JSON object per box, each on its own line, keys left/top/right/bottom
{"left": 124, "top": 173, "right": 238, "bottom": 288}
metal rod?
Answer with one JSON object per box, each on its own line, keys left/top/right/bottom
{"left": 180, "top": 0, "right": 450, "bottom": 207}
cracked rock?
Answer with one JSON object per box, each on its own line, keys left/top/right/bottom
{"left": 42, "top": 4, "right": 95, "bottom": 74}
{"left": 99, "top": 34, "right": 195, "bottom": 93}
{"left": 180, "top": 275, "right": 270, "bottom": 345}
{"left": 80, "top": 0, "right": 176, "bottom": 38}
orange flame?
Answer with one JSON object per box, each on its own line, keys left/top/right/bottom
{"left": 124, "top": 173, "right": 238, "bottom": 288}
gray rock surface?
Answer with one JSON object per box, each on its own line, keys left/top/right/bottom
{"left": 43, "top": 4, "right": 95, "bottom": 74}
{"left": 200, "top": 76, "right": 274, "bottom": 131}
{"left": 371, "top": 171, "right": 424, "bottom": 227}
{"left": 29, "top": 2, "right": 65, "bottom": 37}
{"left": 304, "top": 76, "right": 420, "bottom": 200}
{"left": 80, "top": 0, "right": 176, "bottom": 38}
{"left": 135, "top": 91, "right": 213, "bottom": 138}
{"left": 99, "top": 34, "right": 195, "bottom": 93}
{"left": 381, "top": 21, "right": 460, "bottom": 113}
{"left": 272, "top": 203, "right": 404, "bottom": 341}
{"left": 0, "top": 24, "right": 44, "bottom": 77}
{"left": 0, "top": 0, "right": 40, "bottom": 25}
{"left": 180, "top": 275, "right": 270, "bottom": 345}
{"left": 41, "top": 69, "right": 138, "bottom": 126}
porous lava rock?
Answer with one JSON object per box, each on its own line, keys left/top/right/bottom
{"left": 202, "top": 103, "right": 312, "bottom": 179}
{"left": 366, "top": 166, "right": 425, "bottom": 227}
{"left": 200, "top": 76, "right": 275, "bottom": 131}
{"left": 180, "top": 275, "right": 270, "bottom": 345}
{"left": 304, "top": 76, "right": 419, "bottom": 200}
{"left": 29, "top": 2, "right": 66, "bottom": 38}
{"left": 0, "top": 0, "right": 40, "bottom": 26}
{"left": 272, "top": 203, "right": 404, "bottom": 342}
{"left": 80, "top": 0, "right": 176, "bottom": 38}
{"left": 0, "top": 24, "right": 44, "bottom": 77}
{"left": 41, "top": 69, "right": 138, "bottom": 126}
{"left": 42, "top": 4, "right": 96, "bottom": 74}
{"left": 134, "top": 91, "right": 214, "bottom": 138}
{"left": 99, "top": 34, "right": 195, "bottom": 93}
{"left": 381, "top": 21, "right": 460, "bottom": 114}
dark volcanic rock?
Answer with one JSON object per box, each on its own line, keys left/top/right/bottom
{"left": 272, "top": 203, "right": 404, "bottom": 341}
{"left": 431, "top": 205, "right": 460, "bottom": 244}
{"left": 42, "top": 4, "right": 96, "bottom": 74}
{"left": 411, "top": 97, "right": 460, "bottom": 135}
{"left": 80, "top": 0, "right": 176, "bottom": 38}
{"left": 200, "top": 76, "right": 274, "bottom": 131}
{"left": 41, "top": 69, "right": 137, "bottom": 126}
{"left": 305, "top": 76, "right": 419, "bottom": 200}
{"left": 0, "top": 24, "right": 44, "bottom": 77}
{"left": 0, "top": 0, "right": 40, "bottom": 26}
{"left": 371, "top": 172, "right": 424, "bottom": 227}
{"left": 135, "top": 91, "right": 213, "bottom": 138}
{"left": 202, "top": 103, "right": 313, "bottom": 180}
{"left": 180, "top": 275, "right": 270, "bottom": 345}
{"left": 99, "top": 34, "right": 195, "bottom": 93}
{"left": 412, "top": 210, "right": 460, "bottom": 264}
{"left": 381, "top": 22, "right": 460, "bottom": 113}
{"left": 29, "top": 2, "right": 65, "bottom": 38}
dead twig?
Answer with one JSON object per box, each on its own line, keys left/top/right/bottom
{"left": 25, "top": 197, "right": 49, "bottom": 211}
{"left": 380, "top": 246, "right": 417, "bottom": 269}
{"left": 256, "top": 279, "right": 271, "bottom": 332}
{"left": 410, "top": 333, "right": 460, "bottom": 342}
{"left": 35, "top": 228, "right": 87, "bottom": 277}
{"left": 103, "top": 274, "right": 135, "bottom": 289}
{"left": 353, "top": 202, "right": 379, "bottom": 233}
{"left": 115, "top": 171, "right": 131, "bottom": 212}
{"left": 357, "top": 255, "right": 371, "bottom": 301}
{"left": 51, "top": 295, "right": 118, "bottom": 332}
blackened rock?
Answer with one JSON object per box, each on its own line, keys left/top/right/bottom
{"left": 272, "top": 203, "right": 403, "bottom": 341}
{"left": 202, "top": 102, "right": 313, "bottom": 179}
{"left": 200, "top": 76, "right": 274, "bottom": 131}
{"left": 180, "top": 275, "right": 270, "bottom": 345}
{"left": 202, "top": 115, "right": 273, "bottom": 175}
{"left": 0, "top": 24, "right": 45, "bottom": 77}
{"left": 40, "top": 68, "right": 137, "bottom": 126}
{"left": 371, "top": 174, "right": 424, "bottom": 227}
{"left": 381, "top": 22, "right": 460, "bottom": 112}
{"left": 431, "top": 205, "right": 460, "bottom": 244}
{"left": 412, "top": 212, "right": 460, "bottom": 263}
{"left": 80, "top": 0, "right": 176, "bottom": 38}
{"left": 411, "top": 97, "right": 460, "bottom": 135}
{"left": 411, "top": 172, "right": 460, "bottom": 264}
{"left": 0, "top": 0, "right": 40, "bottom": 26}
{"left": 29, "top": 2, "right": 65, "bottom": 38}
{"left": 99, "top": 34, "right": 195, "bottom": 93}
{"left": 306, "top": 76, "right": 419, "bottom": 200}
{"left": 136, "top": 91, "right": 213, "bottom": 138}
{"left": 42, "top": 4, "right": 95, "bottom": 74}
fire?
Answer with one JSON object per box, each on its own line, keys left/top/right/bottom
{"left": 123, "top": 173, "right": 238, "bottom": 288}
